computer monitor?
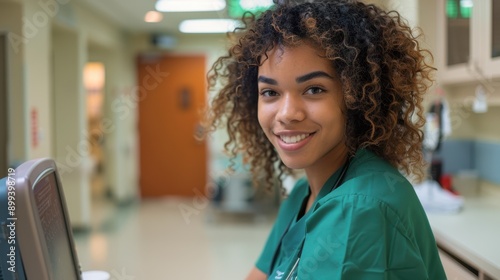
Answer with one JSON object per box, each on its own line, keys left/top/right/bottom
{"left": 0, "top": 158, "right": 82, "bottom": 280}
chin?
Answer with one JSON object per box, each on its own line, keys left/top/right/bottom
{"left": 280, "top": 157, "right": 309, "bottom": 170}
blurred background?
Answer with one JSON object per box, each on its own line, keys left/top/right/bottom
{"left": 1, "top": 0, "right": 499, "bottom": 279}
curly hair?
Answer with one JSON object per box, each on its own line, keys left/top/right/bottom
{"left": 204, "top": 0, "right": 435, "bottom": 188}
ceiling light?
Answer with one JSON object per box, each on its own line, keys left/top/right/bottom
{"left": 460, "top": 0, "right": 473, "bottom": 8}
{"left": 227, "top": 0, "right": 274, "bottom": 18}
{"left": 179, "top": 19, "right": 242, "bottom": 33}
{"left": 240, "top": 0, "right": 274, "bottom": 10}
{"left": 144, "top": 11, "right": 163, "bottom": 23}
{"left": 155, "top": 0, "right": 226, "bottom": 12}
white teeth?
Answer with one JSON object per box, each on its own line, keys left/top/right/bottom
{"left": 280, "top": 134, "right": 310, "bottom": 144}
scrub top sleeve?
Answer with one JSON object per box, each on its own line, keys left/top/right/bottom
{"left": 297, "top": 194, "right": 430, "bottom": 280}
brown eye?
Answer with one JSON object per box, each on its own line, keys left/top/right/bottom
{"left": 305, "top": 87, "right": 325, "bottom": 95}
{"left": 260, "top": 89, "right": 278, "bottom": 97}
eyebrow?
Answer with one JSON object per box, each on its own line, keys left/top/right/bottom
{"left": 296, "top": 71, "right": 335, "bottom": 83}
{"left": 257, "top": 71, "right": 335, "bottom": 85}
{"left": 257, "top": 76, "right": 278, "bottom": 85}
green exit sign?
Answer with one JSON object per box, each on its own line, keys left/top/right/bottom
{"left": 227, "top": 0, "right": 274, "bottom": 18}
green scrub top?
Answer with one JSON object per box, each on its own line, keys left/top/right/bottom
{"left": 256, "top": 149, "right": 447, "bottom": 279}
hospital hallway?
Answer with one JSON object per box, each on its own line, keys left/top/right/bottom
{"left": 72, "top": 197, "right": 276, "bottom": 279}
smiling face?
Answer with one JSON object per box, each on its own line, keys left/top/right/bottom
{"left": 257, "top": 43, "right": 348, "bottom": 178}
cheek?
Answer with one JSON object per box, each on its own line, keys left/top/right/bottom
{"left": 319, "top": 105, "right": 346, "bottom": 133}
{"left": 257, "top": 101, "right": 270, "bottom": 128}
{"left": 257, "top": 103, "right": 278, "bottom": 142}
{"left": 333, "top": 110, "right": 346, "bottom": 130}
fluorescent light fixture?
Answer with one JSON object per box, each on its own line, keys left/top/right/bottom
{"left": 179, "top": 19, "right": 242, "bottom": 33}
{"left": 227, "top": 0, "right": 274, "bottom": 18}
{"left": 156, "top": 0, "right": 226, "bottom": 12}
{"left": 144, "top": 11, "right": 163, "bottom": 23}
{"left": 240, "top": 0, "right": 274, "bottom": 10}
{"left": 460, "top": 0, "right": 473, "bottom": 8}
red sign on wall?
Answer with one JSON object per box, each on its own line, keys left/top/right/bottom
{"left": 31, "top": 108, "right": 38, "bottom": 148}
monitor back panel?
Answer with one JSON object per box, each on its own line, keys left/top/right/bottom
{"left": 3, "top": 158, "right": 82, "bottom": 280}
{"left": 0, "top": 176, "right": 27, "bottom": 279}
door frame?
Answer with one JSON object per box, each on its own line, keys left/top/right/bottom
{"left": 137, "top": 53, "right": 208, "bottom": 197}
{"left": 0, "top": 32, "right": 9, "bottom": 177}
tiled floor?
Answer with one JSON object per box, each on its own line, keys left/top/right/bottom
{"left": 73, "top": 197, "right": 277, "bottom": 280}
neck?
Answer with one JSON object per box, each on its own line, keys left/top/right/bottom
{"left": 305, "top": 147, "right": 349, "bottom": 199}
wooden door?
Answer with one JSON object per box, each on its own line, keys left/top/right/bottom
{"left": 138, "top": 54, "right": 207, "bottom": 197}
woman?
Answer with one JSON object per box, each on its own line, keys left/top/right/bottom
{"left": 205, "top": 0, "right": 446, "bottom": 279}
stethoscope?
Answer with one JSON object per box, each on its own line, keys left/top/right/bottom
{"left": 269, "top": 158, "right": 351, "bottom": 279}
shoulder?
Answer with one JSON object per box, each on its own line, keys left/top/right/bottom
{"left": 307, "top": 192, "right": 411, "bottom": 238}
{"left": 297, "top": 150, "right": 445, "bottom": 278}
{"left": 333, "top": 149, "right": 422, "bottom": 219}
{"left": 309, "top": 149, "right": 427, "bottom": 237}
{"left": 345, "top": 148, "right": 408, "bottom": 188}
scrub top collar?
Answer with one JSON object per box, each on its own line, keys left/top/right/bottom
{"left": 270, "top": 154, "right": 353, "bottom": 276}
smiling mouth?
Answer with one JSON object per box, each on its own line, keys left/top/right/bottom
{"left": 279, "top": 133, "right": 313, "bottom": 144}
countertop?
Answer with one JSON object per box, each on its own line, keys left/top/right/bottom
{"left": 426, "top": 188, "right": 500, "bottom": 278}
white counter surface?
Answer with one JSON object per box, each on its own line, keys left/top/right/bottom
{"left": 426, "top": 191, "right": 500, "bottom": 278}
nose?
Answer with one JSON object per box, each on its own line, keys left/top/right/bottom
{"left": 276, "top": 93, "right": 306, "bottom": 124}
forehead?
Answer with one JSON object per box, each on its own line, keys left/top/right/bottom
{"left": 258, "top": 43, "right": 334, "bottom": 75}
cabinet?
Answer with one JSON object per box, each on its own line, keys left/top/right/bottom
{"left": 439, "top": 249, "right": 478, "bottom": 280}
{"left": 484, "top": 0, "right": 500, "bottom": 77}
{"left": 437, "top": 0, "right": 500, "bottom": 84}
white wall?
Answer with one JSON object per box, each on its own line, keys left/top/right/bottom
{"left": 89, "top": 43, "right": 139, "bottom": 202}
{"left": 23, "top": 0, "right": 53, "bottom": 159}
{"left": 52, "top": 26, "right": 91, "bottom": 227}
{"left": 68, "top": 2, "right": 139, "bottom": 205}
{"left": 0, "top": 1, "right": 27, "bottom": 165}
{"left": 444, "top": 84, "right": 500, "bottom": 142}
{"left": 0, "top": 0, "right": 140, "bottom": 227}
